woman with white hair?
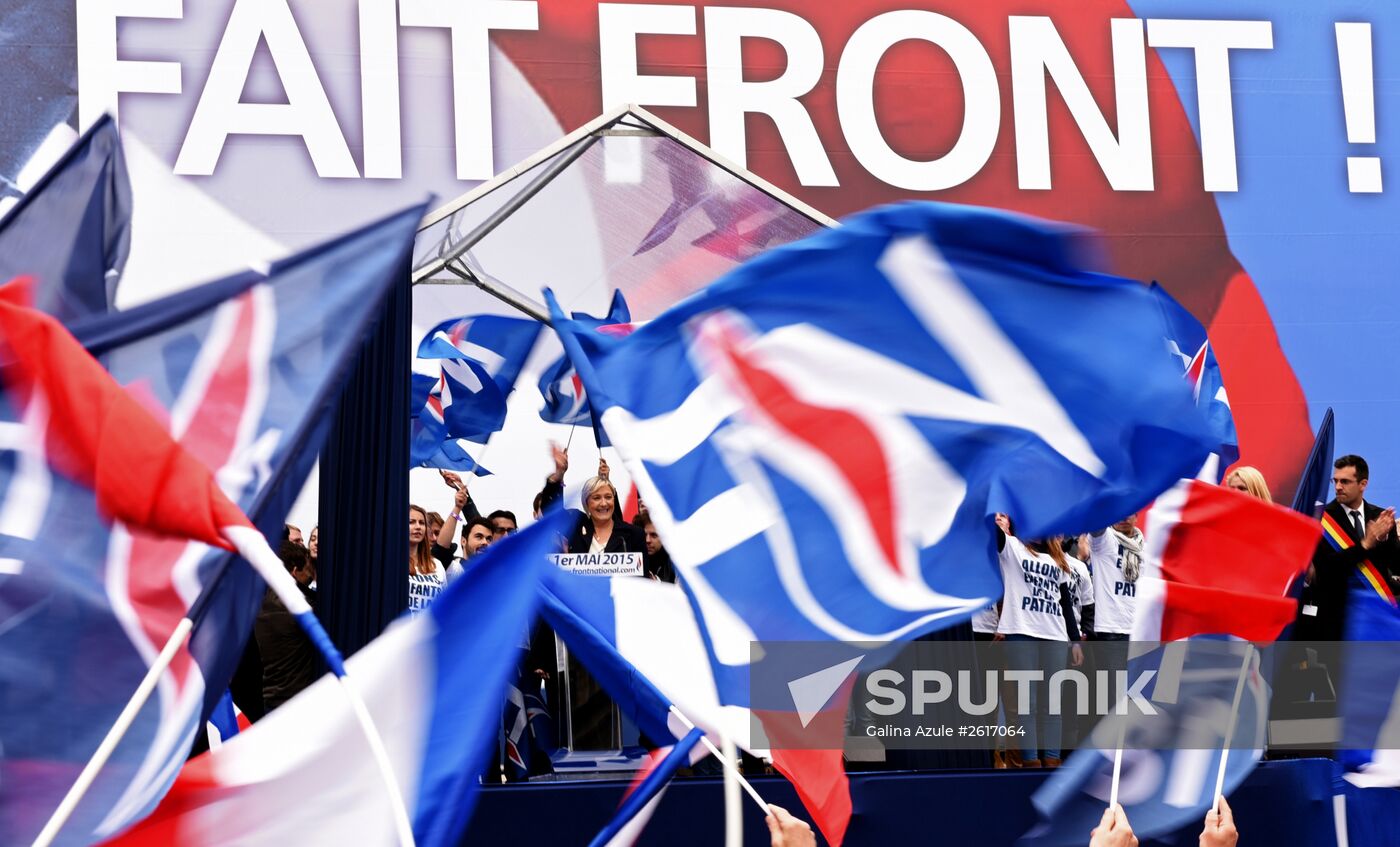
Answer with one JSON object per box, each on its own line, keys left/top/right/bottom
{"left": 566, "top": 473, "right": 645, "bottom": 554}
{"left": 537, "top": 443, "right": 646, "bottom": 555}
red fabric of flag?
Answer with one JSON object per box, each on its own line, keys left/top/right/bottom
{"left": 1155, "top": 480, "right": 1319, "bottom": 595}
{"left": 0, "top": 277, "right": 246, "bottom": 548}
{"left": 755, "top": 677, "right": 856, "bottom": 846}
{"left": 1157, "top": 582, "right": 1301, "bottom": 643}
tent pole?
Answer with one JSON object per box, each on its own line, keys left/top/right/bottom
{"left": 416, "top": 133, "right": 603, "bottom": 285}
{"left": 445, "top": 264, "right": 550, "bottom": 324}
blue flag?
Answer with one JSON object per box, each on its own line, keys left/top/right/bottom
{"left": 549, "top": 202, "right": 1215, "bottom": 650}
{"left": 0, "top": 203, "right": 424, "bottom": 846}
{"left": 1339, "top": 578, "right": 1400, "bottom": 785}
{"left": 411, "top": 313, "right": 538, "bottom": 466}
{"left": 539, "top": 566, "right": 697, "bottom": 749}
{"left": 416, "top": 313, "right": 541, "bottom": 384}
{"left": 1290, "top": 408, "right": 1335, "bottom": 518}
{"left": 1150, "top": 281, "right": 1239, "bottom": 471}
{"left": 410, "top": 369, "right": 495, "bottom": 473}
{"left": 586, "top": 728, "right": 705, "bottom": 847}
{"left": 101, "top": 511, "right": 570, "bottom": 846}
{"left": 207, "top": 690, "right": 241, "bottom": 744}
{"left": 1024, "top": 640, "right": 1268, "bottom": 845}
{"left": 502, "top": 671, "right": 554, "bottom": 782}
{"left": 412, "top": 511, "right": 568, "bottom": 846}
{"left": 0, "top": 115, "right": 130, "bottom": 324}
{"left": 538, "top": 290, "right": 631, "bottom": 446}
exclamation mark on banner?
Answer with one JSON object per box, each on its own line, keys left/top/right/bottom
{"left": 1336, "top": 22, "right": 1383, "bottom": 193}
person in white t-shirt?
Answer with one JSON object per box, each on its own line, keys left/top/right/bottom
{"left": 1061, "top": 542, "right": 1095, "bottom": 753}
{"left": 407, "top": 504, "right": 462, "bottom": 616}
{"left": 993, "top": 514, "right": 1084, "bottom": 768}
{"left": 1088, "top": 518, "right": 1146, "bottom": 640}
{"left": 971, "top": 603, "right": 1000, "bottom": 641}
{"left": 1065, "top": 547, "right": 1095, "bottom": 637}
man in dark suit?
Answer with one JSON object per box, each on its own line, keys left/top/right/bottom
{"left": 1302, "top": 454, "right": 1398, "bottom": 641}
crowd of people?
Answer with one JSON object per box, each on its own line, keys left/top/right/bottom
{"left": 230, "top": 449, "right": 1393, "bottom": 843}
{"left": 401, "top": 444, "right": 676, "bottom": 616}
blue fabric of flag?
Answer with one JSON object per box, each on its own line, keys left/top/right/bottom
{"left": 0, "top": 203, "right": 424, "bottom": 846}
{"left": 1290, "top": 408, "right": 1335, "bottom": 518}
{"left": 0, "top": 115, "right": 130, "bottom": 324}
{"left": 538, "top": 565, "right": 685, "bottom": 747}
{"left": 416, "top": 313, "right": 541, "bottom": 385}
{"left": 1339, "top": 580, "right": 1400, "bottom": 778}
{"left": 207, "top": 690, "right": 240, "bottom": 742}
{"left": 411, "top": 313, "right": 538, "bottom": 465}
{"left": 413, "top": 510, "right": 567, "bottom": 847}
{"left": 538, "top": 290, "right": 630, "bottom": 447}
{"left": 410, "top": 371, "right": 494, "bottom": 474}
{"left": 549, "top": 201, "right": 1216, "bottom": 650}
{"left": 1023, "top": 641, "right": 1267, "bottom": 846}
{"left": 586, "top": 728, "right": 705, "bottom": 847}
{"left": 436, "top": 358, "right": 509, "bottom": 440}
{"left": 413, "top": 313, "right": 540, "bottom": 457}
{"left": 1150, "top": 282, "right": 1239, "bottom": 470}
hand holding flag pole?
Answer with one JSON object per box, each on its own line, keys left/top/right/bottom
{"left": 0, "top": 281, "right": 414, "bottom": 847}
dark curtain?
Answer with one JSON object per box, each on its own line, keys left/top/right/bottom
{"left": 317, "top": 271, "right": 410, "bottom": 656}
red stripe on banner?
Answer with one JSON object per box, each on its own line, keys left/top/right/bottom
{"left": 491, "top": 0, "right": 1315, "bottom": 495}
{"left": 1160, "top": 582, "right": 1299, "bottom": 643}
{"left": 1185, "top": 343, "right": 1207, "bottom": 387}
{"left": 719, "top": 330, "right": 901, "bottom": 577}
{"left": 1207, "top": 270, "right": 1314, "bottom": 498}
{"left": 1159, "top": 480, "right": 1318, "bottom": 595}
{"left": 1320, "top": 512, "right": 1351, "bottom": 550}
{"left": 756, "top": 676, "right": 856, "bottom": 847}
{"left": 124, "top": 292, "right": 260, "bottom": 697}
{"left": 1359, "top": 562, "right": 1397, "bottom": 606}
{"left": 97, "top": 755, "right": 221, "bottom": 846}
{"left": 0, "top": 278, "right": 247, "bottom": 546}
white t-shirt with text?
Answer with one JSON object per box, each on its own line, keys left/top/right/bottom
{"left": 995, "top": 535, "right": 1072, "bottom": 641}
{"left": 407, "top": 561, "right": 463, "bottom": 616}
{"left": 1088, "top": 530, "right": 1145, "bottom": 634}
{"left": 1065, "top": 556, "right": 1093, "bottom": 632}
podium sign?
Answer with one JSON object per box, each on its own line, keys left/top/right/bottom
{"left": 550, "top": 552, "right": 643, "bottom": 577}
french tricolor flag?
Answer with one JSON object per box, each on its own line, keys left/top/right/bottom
{"left": 100, "top": 513, "right": 568, "bottom": 847}
{"left": 587, "top": 728, "right": 705, "bottom": 847}
{"left": 1134, "top": 479, "right": 1320, "bottom": 642}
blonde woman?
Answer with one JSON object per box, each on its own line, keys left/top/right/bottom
{"left": 566, "top": 475, "right": 645, "bottom": 554}
{"left": 1225, "top": 466, "right": 1272, "bottom": 502}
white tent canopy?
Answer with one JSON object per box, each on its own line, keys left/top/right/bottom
{"left": 404, "top": 105, "right": 836, "bottom": 530}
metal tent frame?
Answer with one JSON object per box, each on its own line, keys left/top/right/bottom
{"left": 410, "top": 104, "right": 838, "bottom": 322}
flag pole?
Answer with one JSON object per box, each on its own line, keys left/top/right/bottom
{"left": 1108, "top": 711, "right": 1128, "bottom": 810}
{"left": 223, "top": 525, "right": 417, "bottom": 847}
{"left": 667, "top": 705, "right": 768, "bottom": 813}
{"left": 1213, "top": 642, "right": 1255, "bottom": 812}
{"left": 37, "top": 530, "right": 421, "bottom": 847}
{"left": 31, "top": 618, "right": 194, "bottom": 847}
{"left": 720, "top": 734, "right": 742, "bottom": 847}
